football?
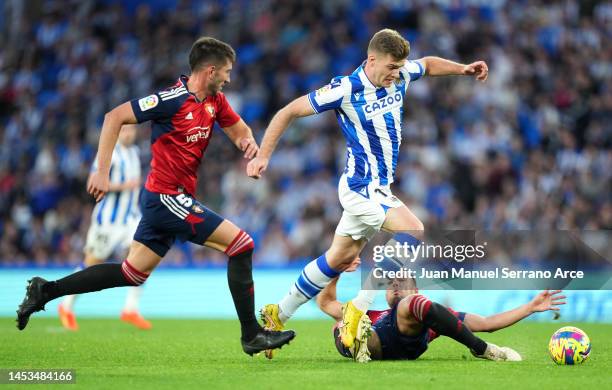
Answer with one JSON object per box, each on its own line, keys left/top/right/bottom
{"left": 549, "top": 326, "right": 591, "bottom": 365}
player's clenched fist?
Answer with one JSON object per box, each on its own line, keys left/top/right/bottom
{"left": 87, "top": 171, "right": 110, "bottom": 202}
{"left": 246, "top": 156, "right": 269, "bottom": 179}
{"left": 462, "top": 60, "right": 488, "bottom": 81}
{"left": 239, "top": 138, "right": 259, "bottom": 159}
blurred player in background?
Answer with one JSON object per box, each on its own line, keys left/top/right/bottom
{"left": 248, "top": 29, "right": 488, "bottom": 354}
{"left": 17, "top": 37, "right": 295, "bottom": 355}
{"left": 317, "top": 267, "right": 565, "bottom": 362}
{"left": 58, "top": 124, "right": 151, "bottom": 331}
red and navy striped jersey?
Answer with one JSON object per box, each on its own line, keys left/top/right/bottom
{"left": 130, "top": 75, "right": 240, "bottom": 195}
{"left": 367, "top": 306, "right": 466, "bottom": 343}
{"left": 366, "top": 309, "right": 390, "bottom": 325}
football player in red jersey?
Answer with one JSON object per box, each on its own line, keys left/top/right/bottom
{"left": 17, "top": 37, "right": 295, "bottom": 355}
{"left": 317, "top": 260, "right": 565, "bottom": 362}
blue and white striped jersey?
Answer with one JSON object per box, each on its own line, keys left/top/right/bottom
{"left": 307, "top": 60, "right": 425, "bottom": 191}
{"left": 92, "top": 144, "right": 142, "bottom": 226}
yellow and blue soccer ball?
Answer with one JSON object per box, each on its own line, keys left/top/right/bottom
{"left": 548, "top": 326, "right": 591, "bottom": 365}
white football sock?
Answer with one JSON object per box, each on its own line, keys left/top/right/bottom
{"left": 123, "top": 286, "right": 142, "bottom": 313}
{"left": 278, "top": 255, "right": 339, "bottom": 323}
{"left": 278, "top": 285, "right": 308, "bottom": 323}
{"left": 351, "top": 289, "right": 378, "bottom": 312}
{"left": 62, "top": 294, "right": 77, "bottom": 311}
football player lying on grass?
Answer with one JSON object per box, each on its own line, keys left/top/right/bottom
{"left": 317, "top": 261, "right": 566, "bottom": 363}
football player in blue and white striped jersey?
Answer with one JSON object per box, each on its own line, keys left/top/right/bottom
{"left": 248, "top": 29, "right": 488, "bottom": 355}
{"left": 58, "top": 124, "right": 151, "bottom": 330}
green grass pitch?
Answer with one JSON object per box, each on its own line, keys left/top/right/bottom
{"left": 1, "top": 318, "right": 610, "bottom": 389}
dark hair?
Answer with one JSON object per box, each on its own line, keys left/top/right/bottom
{"left": 189, "top": 37, "right": 236, "bottom": 71}
{"left": 367, "top": 29, "right": 410, "bottom": 60}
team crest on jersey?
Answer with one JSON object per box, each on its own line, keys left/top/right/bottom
{"left": 138, "top": 94, "right": 159, "bottom": 111}
{"left": 205, "top": 104, "right": 215, "bottom": 116}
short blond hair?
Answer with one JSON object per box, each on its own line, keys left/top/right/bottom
{"left": 367, "top": 29, "right": 410, "bottom": 60}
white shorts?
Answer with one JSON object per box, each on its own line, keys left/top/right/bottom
{"left": 84, "top": 220, "right": 139, "bottom": 260}
{"left": 335, "top": 174, "right": 404, "bottom": 241}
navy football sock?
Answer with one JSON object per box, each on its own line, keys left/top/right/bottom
{"left": 410, "top": 295, "right": 487, "bottom": 355}
{"left": 227, "top": 249, "right": 262, "bottom": 341}
{"left": 42, "top": 263, "right": 135, "bottom": 301}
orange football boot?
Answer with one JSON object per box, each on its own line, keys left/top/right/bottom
{"left": 58, "top": 303, "right": 79, "bottom": 331}
{"left": 120, "top": 311, "right": 152, "bottom": 330}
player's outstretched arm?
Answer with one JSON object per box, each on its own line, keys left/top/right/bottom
{"left": 88, "top": 102, "right": 138, "bottom": 202}
{"left": 419, "top": 56, "right": 488, "bottom": 81}
{"left": 222, "top": 118, "right": 259, "bottom": 159}
{"left": 316, "top": 277, "right": 343, "bottom": 321}
{"left": 316, "top": 257, "right": 360, "bottom": 321}
{"left": 246, "top": 95, "right": 315, "bottom": 179}
{"left": 464, "top": 290, "right": 566, "bottom": 332}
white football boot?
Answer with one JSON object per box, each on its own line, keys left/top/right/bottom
{"left": 472, "top": 343, "right": 521, "bottom": 362}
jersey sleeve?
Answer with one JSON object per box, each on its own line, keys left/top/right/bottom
{"left": 307, "top": 77, "right": 350, "bottom": 114}
{"left": 215, "top": 93, "right": 241, "bottom": 127}
{"left": 401, "top": 60, "right": 426, "bottom": 82}
{"left": 130, "top": 89, "right": 185, "bottom": 123}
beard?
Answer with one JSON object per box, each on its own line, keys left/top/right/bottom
{"left": 207, "top": 78, "right": 226, "bottom": 96}
{"left": 388, "top": 295, "right": 401, "bottom": 308}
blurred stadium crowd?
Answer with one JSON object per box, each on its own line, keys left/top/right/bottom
{"left": 0, "top": 0, "right": 610, "bottom": 266}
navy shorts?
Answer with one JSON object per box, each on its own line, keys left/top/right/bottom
{"left": 133, "top": 189, "right": 224, "bottom": 257}
{"left": 372, "top": 305, "right": 430, "bottom": 360}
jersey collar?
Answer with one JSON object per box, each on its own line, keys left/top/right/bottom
{"left": 358, "top": 65, "right": 378, "bottom": 90}
{"left": 355, "top": 62, "right": 378, "bottom": 89}
{"left": 179, "top": 75, "right": 206, "bottom": 103}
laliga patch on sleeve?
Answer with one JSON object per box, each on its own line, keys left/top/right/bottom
{"left": 315, "top": 82, "right": 341, "bottom": 97}
{"left": 138, "top": 94, "right": 159, "bottom": 111}
{"left": 315, "top": 85, "right": 332, "bottom": 96}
